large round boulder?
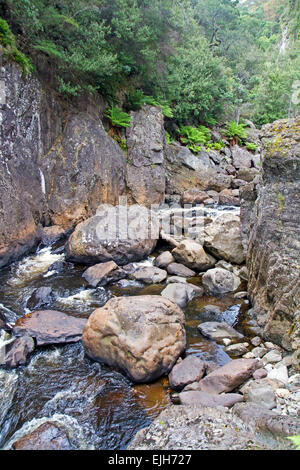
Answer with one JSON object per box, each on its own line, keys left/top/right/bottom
{"left": 66, "top": 204, "right": 159, "bottom": 265}
{"left": 202, "top": 268, "right": 241, "bottom": 294}
{"left": 82, "top": 296, "right": 186, "bottom": 383}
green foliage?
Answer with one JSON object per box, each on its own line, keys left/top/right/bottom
{"left": 105, "top": 107, "right": 132, "bottom": 128}
{"left": 0, "top": 18, "right": 33, "bottom": 74}
{"left": 178, "top": 125, "right": 211, "bottom": 153}
{"left": 245, "top": 142, "right": 258, "bottom": 151}
{"left": 287, "top": 435, "right": 300, "bottom": 449}
{"left": 225, "top": 121, "right": 247, "bottom": 141}
{"left": 206, "top": 141, "right": 226, "bottom": 151}
{"left": 1, "top": 0, "right": 299, "bottom": 125}
{"left": 125, "top": 90, "right": 173, "bottom": 118}
{"left": 165, "top": 131, "right": 174, "bottom": 145}
{"left": 167, "top": 38, "right": 231, "bottom": 124}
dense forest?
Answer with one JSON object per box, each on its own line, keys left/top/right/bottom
{"left": 0, "top": 0, "right": 299, "bottom": 127}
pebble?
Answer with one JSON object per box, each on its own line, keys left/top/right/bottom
{"left": 252, "top": 346, "right": 268, "bottom": 358}
{"left": 222, "top": 338, "right": 232, "bottom": 346}
{"left": 262, "top": 350, "right": 282, "bottom": 364}
{"left": 251, "top": 336, "right": 262, "bottom": 347}
{"left": 242, "top": 352, "right": 255, "bottom": 359}
{"left": 276, "top": 388, "right": 290, "bottom": 399}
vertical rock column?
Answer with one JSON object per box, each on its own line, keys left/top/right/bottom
{"left": 241, "top": 118, "right": 300, "bottom": 352}
{"left": 126, "top": 105, "right": 166, "bottom": 207}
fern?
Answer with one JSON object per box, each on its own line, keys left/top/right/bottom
{"left": 105, "top": 106, "right": 132, "bottom": 128}
{"left": 225, "top": 121, "right": 247, "bottom": 142}
{"left": 177, "top": 125, "right": 211, "bottom": 153}
{"left": 33, "top": 40, "right": 65, "bottom": 60}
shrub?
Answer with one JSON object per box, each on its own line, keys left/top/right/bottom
{"left": 0, "top": 18, "right": 33, "bottom": 74}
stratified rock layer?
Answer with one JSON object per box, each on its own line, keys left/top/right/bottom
{"left": 241, "top": 118, "right": 300, "bottom": 351}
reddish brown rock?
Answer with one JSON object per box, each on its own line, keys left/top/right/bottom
{"left": 12, "top": 422, "right": 72, "bottom": 450}
{"left": 181, "top": 189, "right": 209, "bottom": 205}
{"left": 197, "top": 359, "right": 262, "bottom": 394}
{"left": 82, "top": 296, "right": 186, "bottom": 383}
{"left": 169, "top": 356, "right": 206, "bottom": 391}
{"left": 13, "top": 310, "right": 86, "bottom": 346}
{"left": 1, "top": 336, "right": 35, "bottom": 368}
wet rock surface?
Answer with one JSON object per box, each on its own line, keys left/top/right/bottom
{"left": 1, "top": 336, "right": 35, "bottom": 369}
{"left": 12, "top": 310, "right": 86, "bottom": 346}
{"left": 11, "top": 422, "right": 72, "bottom": 450}
{"left": 82, "top": 261, "right": 126, "bottom": 287}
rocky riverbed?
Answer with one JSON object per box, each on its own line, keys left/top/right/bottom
{"left": 0, "top": 61, "right": 299, "bottom": 450}
{"left": 0, "top": 198, "right": 299, "bottom": 450}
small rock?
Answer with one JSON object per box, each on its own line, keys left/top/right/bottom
{"left": 198, "top": 322, "right": 244, "bottom": 342}
{"left": 1, "top": 336, "right": 35, "bottom": 368}
{"left": 251, "top": 337, "right": 262, "bottom": 347}
{"left": 179, "top": 391, "right": 244, "bottom": 408}
{"left": 166, "top": 276, "right": 187, "bottom": 285}
{"left": 12, "top": 422, "right": 72, "bottom": 450}
{"left": 154, "top": 251, "right": 175, "bottom": 268}
{"left": 252, "top": 346, "right": 268, "bottom": 358}
{"left": 223, "top": 338, "right": 232, "bottom": 347}
{"left": 253, "top": 368, "right": 268, "bottom": 380}
{"left": 169, "top": 356, "right": 206, "bottom": 391}
{"left": 161, "top": 283, "right": 202, "bottom": 309}
{"left": 83, "top": 261, "right": 125, "bottom": 287}
{"left": 243, "top": 352, "right": 255, "bottom": 359}
{"left": 132, "top": 266, "right": 168, "bottom": 284}
{"left": 167, "top": 263, "right": 196, "bottom": 278}
{"left": 225, "top": 343, "right": 249, "bottom": 357}
{"left": 263, "top": 350, "right": 283, "bottom": 365}
{"left": 268, "top": 366, "right": 289, "bottom": 384}
{"left": 241, "top": 379, "right": 277, "bottom": 410}
{"left": 13, "top": 310, "right": 86, "bottom": 346}
{"left": 202, "top": 268, "right": 241, "bottom": 295}
{"left": 196, "top": 359, "right": 262, "bottom": 394}
{"left": 276, "top": 388, "right": 290, "bottom": 399}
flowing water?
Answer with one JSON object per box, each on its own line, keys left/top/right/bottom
{"left": 0, "top": 205, "right": 251, "bottom": 450}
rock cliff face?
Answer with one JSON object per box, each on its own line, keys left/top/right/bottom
{"left": 0, "top": 62, "right": 127, "bottom": 268}
{"left": 241, "top": 118, "right": 300, "bottom": 351}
